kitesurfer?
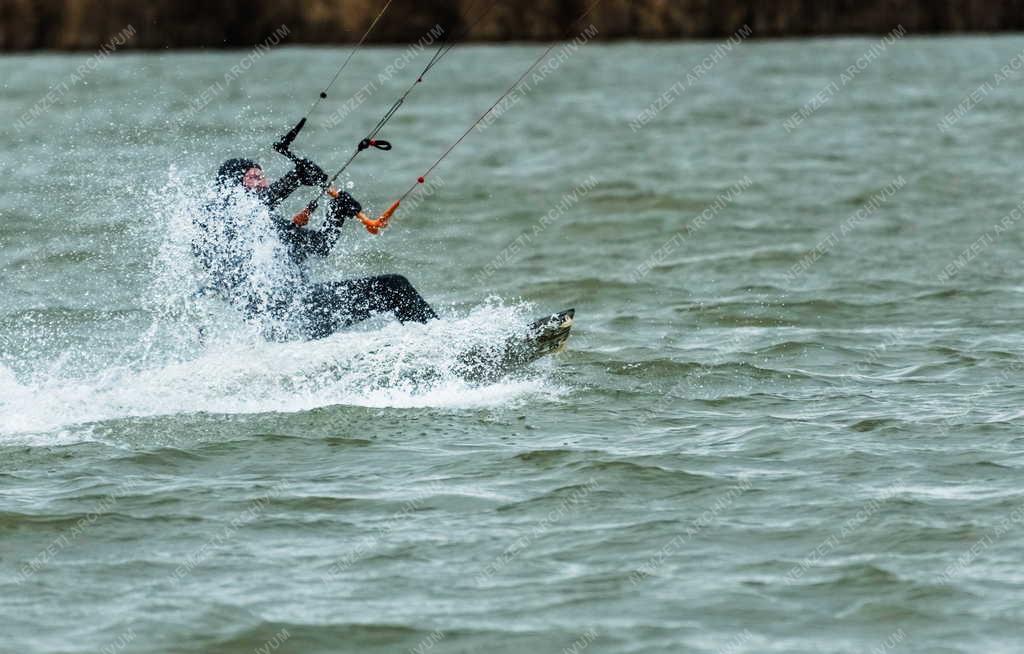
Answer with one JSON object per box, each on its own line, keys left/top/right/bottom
{"left": 192, "top": 157, "right": 437, "bottom": 340}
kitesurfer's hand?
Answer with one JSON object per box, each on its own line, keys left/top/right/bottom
{"left": 295, "top": 158, "right": 328, "bottom": 187}
{"left": 327, "top": 191, "right": 362, "bottom": 225}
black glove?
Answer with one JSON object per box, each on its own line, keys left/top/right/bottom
{"left": 327, "top": 191, "right": 362, "bottom": 225}
{"left": 295, "top": 158, "right": 328, "bottom": 187}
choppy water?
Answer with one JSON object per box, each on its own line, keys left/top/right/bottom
{"left": 3, "top": 35, "right": 1024, "bottom": 653}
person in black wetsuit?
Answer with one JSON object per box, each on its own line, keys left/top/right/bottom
{"left": 192, "top": 157, "right": 437, "bottom": 340}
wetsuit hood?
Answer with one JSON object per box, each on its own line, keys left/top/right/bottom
{"left": 217, "top": 158, "right": 261, "bottom": 188}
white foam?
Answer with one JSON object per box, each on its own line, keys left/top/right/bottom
{"left": 0, "top": 303, "right": 564, "bottom": 443}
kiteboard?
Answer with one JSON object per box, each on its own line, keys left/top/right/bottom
{"left": 455, "top": 308, "right": 575, "bottom": 380}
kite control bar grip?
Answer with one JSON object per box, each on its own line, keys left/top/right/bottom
{"left": 357, "top": 200, "right": 400, "bottom": 235}
{"left": 291, "top": 197, "right": 318, "bottom": 227}
{"left": 324, "top": 187, "right": 397, "bottom": 235}
{"left": 291, "top": 185, "right": 345, "bottom": 226}
{"left": 291, "top": 206, "right": 312, "bottom": 227}
{"left": 294, "top": 188, "right": 397, "bottom": 235}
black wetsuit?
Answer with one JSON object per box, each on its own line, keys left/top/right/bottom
{"left": 193, "top": 167, "right": 436, "bottom": 340}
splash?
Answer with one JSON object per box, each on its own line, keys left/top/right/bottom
{"left": 0, "top": 170, "right": 565, "bottom": 442}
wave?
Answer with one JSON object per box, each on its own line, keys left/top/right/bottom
{"left": 504, "top": 452, "right": 724, "bottom": 493}
{"left": 512, "top": 448, "right": 609, "bottom": 464}
{"left": 196, "top": 621, "right": 558, "bottom": 654}
{"left": 604, "top": 358, "right": 802, "bottom": 383}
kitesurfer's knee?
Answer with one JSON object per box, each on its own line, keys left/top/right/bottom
{"left": 376, "top": 273, "right": 435, "bottom": 323}
{"left": 376, "top": 273, "right": 411, "bottom": 292}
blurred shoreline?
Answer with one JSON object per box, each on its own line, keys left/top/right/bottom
{"left": 2, "top": 0, "right": 1023, "bottom": 51}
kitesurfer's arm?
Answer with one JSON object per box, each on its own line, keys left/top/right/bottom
{"left": 263, "top": 169, "right": 302, "bottom": 210}
{"left": 263, "top": 159, "right": 328, "bottom": 210}
{"left": 277, "top": 192, "right": 362, "bottom": 258}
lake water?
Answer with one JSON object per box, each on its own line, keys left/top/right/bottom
{"left": 2, "top": 35, "right": 1024, "bottom": 653}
